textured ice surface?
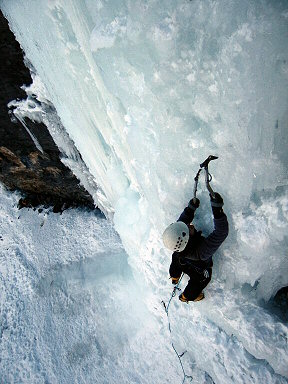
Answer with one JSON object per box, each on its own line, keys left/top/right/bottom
{"left": 0, "top": 187, "right": 181, "bottom": 384}
{"left": 1, "top": 0, "right": 288, "bottom": 382}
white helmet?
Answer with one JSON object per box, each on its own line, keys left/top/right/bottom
{"left": 162, "top": 222, "right": 189, "bottom": 252}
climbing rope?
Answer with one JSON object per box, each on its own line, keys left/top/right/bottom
{"left": 162, "top": 274, "right": 193, "bottom": 384}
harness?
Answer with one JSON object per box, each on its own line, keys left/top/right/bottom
{"left": 179, "top": 252, "right": 211, "bottom": 282}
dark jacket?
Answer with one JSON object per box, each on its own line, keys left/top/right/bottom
{"left": 174, "top": 203, "right": 229, "bottom": 271}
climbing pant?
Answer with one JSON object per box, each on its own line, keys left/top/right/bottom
{"left": 169, "top": 256, "right": 212, "bottom": 301}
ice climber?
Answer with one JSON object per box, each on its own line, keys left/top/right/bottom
{"left": 162, "top": 192, "right": 229, "bottom": 303}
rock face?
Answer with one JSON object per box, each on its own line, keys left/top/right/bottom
{"left": 0, "top": 11, "right": 95, "bottom": 211}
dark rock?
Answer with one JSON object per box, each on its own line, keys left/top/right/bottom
{"left": 0, "top": 10, "right": 97, "bottom": 212}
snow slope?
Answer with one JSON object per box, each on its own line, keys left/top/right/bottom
{"left": 0, "top": 187, "right": 181, "bottom": 384}
{"left": 0, "top": 187, "right": 287, "bottom": 383}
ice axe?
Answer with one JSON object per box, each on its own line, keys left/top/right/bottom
{"left": 193, "top": 155, "right": 218, "bottom": 202}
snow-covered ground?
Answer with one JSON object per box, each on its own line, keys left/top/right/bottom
{"left": 1, "top": 0, "right": 288, "bottom": 382}
{"left": 1, "top": 187, "right": 287, "bottom": 384}
{"left": 0, "top": 186, "right": 181, "bottom": 384}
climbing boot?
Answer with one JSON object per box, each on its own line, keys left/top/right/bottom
{"left": 179, "top": 292, "right": 205, "bottom": 303}
{"left": 171, "top": 276, "right": 180, "bottom": 285}
{"left": 179, "top": 293, "right": 189, "bottom": 303}
{"left": 193, "top": 292, "right": 204, "bottom": 302}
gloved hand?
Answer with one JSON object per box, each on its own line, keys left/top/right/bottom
{"left": 210, "top": 192, "right": 223, "bottom": 207}
{"left": 210, "top": 192, "right": 224, "bottom": 218}
{"left": 188, "top": 198, "right": 200, "bottom": 211}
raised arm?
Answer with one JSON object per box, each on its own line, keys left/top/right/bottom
{"left": 197, "top": 192, "right": 229, "bottom": 260}
{"left": 177, "top": 198, "right": 200, "bottom": 225}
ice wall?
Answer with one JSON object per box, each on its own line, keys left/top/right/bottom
{"left": 1, "top": 0, "right": 288, "bottom": 381}
{"left": 2, "top": 0, "right": 287, "bottom": 299}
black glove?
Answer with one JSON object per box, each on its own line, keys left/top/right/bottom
{"left": 210, "top": 192, "right": 223, "bottom": 207}
{"left": 210, "top": 193, "right": 224, "bottom": 218}
{"left": 188, "top": 198, "right": 200, "bottom": 211}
